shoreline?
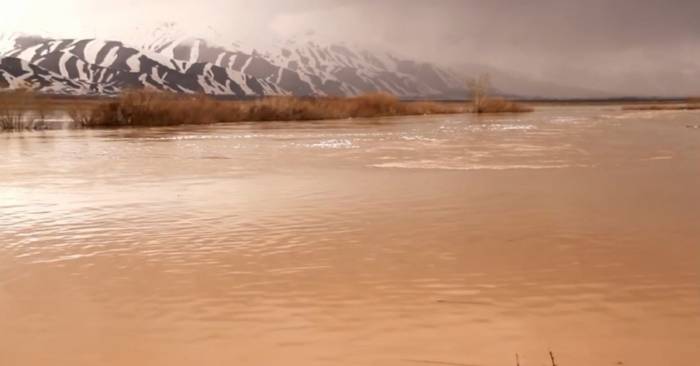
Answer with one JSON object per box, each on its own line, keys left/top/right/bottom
{"left": 0, "top": 91, "right": 534, "bottom": 131}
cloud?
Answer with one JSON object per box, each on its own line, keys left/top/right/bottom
{"left": 1, "top": 0, "right": 699, "bottom": 96}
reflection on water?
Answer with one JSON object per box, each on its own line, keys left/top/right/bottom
{"left": 1, "top": 106, "right": 700, "bottom": 366}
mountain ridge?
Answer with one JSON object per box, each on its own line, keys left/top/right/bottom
{"left": 146, "top": 25, "right": 467, "bottom": 99}
{"left": 1, "top": 29, "right": 471, "bottom": 99}
{"left": 3, "top": 36, "right": 283, "bottom": 97}
{"left": 1, "top": 28, "right": 649, "bottom": 99}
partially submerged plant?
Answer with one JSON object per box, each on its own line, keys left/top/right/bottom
{"left": 71, "top": 90, "right": 466, "bottom": 128}
{"left": 467, "top": 73, "right": 533, "bottom": 114}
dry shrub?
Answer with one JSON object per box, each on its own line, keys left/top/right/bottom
{"left": 0, "top": 89, "right": 34, "bottom": 130}
{"left": 347, "top": 93, "right": 400, "bottom": 117}
{"left": 67, "top": 107, "right": 95, "bottom": 126}
{"left": 76, "top": 90, "right": 465, "bottom": 127}
{"left": 468, "top": 74, "right": 491, "bottom": 113}
{"left": 3, "top": 88, "right": 529, "bottom": 130}
{"left": 466, "top": 73, "right": 533, "bottom": 114}
{"left": 0, "top": 88, "right": 74, "bottom": 130}
{"left": 402, "top": 101, "right": 466, "bottom": 115}
{"left": 472, "top": 97, "right": 534, "bottom": 114}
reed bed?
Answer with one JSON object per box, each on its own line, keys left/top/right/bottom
{"left": 470, "top": 97, "right": 534, "bottom": 113}
{"left": 74, "top": 91, "right": 468, "bottom": 127}
{"left": 0, "top": 89, "right": 104, "bottom": 130}
{"left": 0, "top": 89, "right": 37, "bottom": 130}
{"left": 1, "top": 88, "right": 535, "bottom": 131}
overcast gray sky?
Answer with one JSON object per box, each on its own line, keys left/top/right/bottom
{"left": 2, "top": 0, "right": 699, "bottom": 96}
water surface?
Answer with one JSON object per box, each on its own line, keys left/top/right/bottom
{"left": 1, "top": 106, "right": 699, "bottom": 366}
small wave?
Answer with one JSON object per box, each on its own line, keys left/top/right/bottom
{"left": 370, "top": 160, "right": 587, "bottom": 171}
{"left": 550, "top": 117, "right": 588, "bottom": 124}
{"left": 137, "top": 134, "right": 256, "bottom": 141}
{"left": 463, "top": 124, "right": 537, "bottom": 132}
{"left": 644, "top": 156, "right": 674, "bottom": 161}
{"left": 400, "top": 135, "right": 441, "bottom": 143}
{"left": 304, "top": 139, "right": 356, "bottom": 149}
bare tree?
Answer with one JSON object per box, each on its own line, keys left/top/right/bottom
{"left": 467, "top": 73, "right": 491, "bottom": 113}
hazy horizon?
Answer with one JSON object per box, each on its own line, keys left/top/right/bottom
{"left": 2, "top": 0, "right": 699, "bottom": 97}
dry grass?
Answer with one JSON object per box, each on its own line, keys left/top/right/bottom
{"left": 0, "top": 89, "right": 105, "bottom": 130}
{"left": 0, "top": 89, "right": 467, "bottom": 130}
{"left": 1, "top": 88, "right": 536, "bottom": 131}
{"left": 0, "top": 89, "right": 34, "bottom": 129}
{"left": 470, "top": 97, "right": 534, "bottom": 114}
{"left": 73, "top": 91, "right": 466, "bottom": 128}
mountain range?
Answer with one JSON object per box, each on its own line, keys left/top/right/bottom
{"left": 0, "top": 28, "right": 469, "bottom": 99}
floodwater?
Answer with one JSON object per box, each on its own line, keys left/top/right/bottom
{"left": 1, "top": 106, "right": 699, "bottom": 366}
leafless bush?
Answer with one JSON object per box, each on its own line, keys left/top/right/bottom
{"left": 467, "top": 73, "right": 533, "bottom": 114}
{"left": 0, "top": 89, "right": 32, "bottom": 130}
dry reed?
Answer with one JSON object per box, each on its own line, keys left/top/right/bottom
{"left": 0, "top": 89, "right": 34, "bottom": 130}
{"left": 2, "top": 87, "right": 537, "bottom": 131}
{"left": 471, "top": 97, "right": 534, "bottom": 113}
{"left": 0, "top": 89, "right": 103, "bottom": 130}
{"left": 73, "top": 91, "right": 466, "bottom": 128}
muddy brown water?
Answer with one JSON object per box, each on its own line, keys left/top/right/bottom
{"left": 1, "top": 106, "right": 699, "bottom": 366}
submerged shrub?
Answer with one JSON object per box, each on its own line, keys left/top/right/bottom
{"left": 466, "top": 73, "right": 534, "bottom": 114}
{"left": 473, "top": 97, "right": 534, "bottom": 113}
{"left": 0, "top": 89, "right": 35, "bottom": 130}
{"left": 74, "top": 90, "right": 468, "bottom": 127}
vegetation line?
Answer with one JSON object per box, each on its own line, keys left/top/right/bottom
{"left": 1, "top": 87, "right": 534, "bottom": 131}
{"left": 622, "top": 103, "right": 700, "bottom": 111}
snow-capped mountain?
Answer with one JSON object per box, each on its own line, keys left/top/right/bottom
{"left": 1, "top": 28, "right": 468, "bottom": 99}
{"left": 146, "top": 26, "right": 467, "bottom": 99}
{"left": 0, "top": 33, "right": 21, "bottom": 55}
{"left": 1, "top": 35, "right": 277, "bottom": 97}
{"left": 261, "top": 36, "right": 466, "bottom": 98}
{"left": 0, "top": 56, "right": 101, "bottom": 95}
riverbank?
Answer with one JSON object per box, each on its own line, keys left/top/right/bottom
{"left": 623, "top": 103, "right": 700, "bottom": 111}
{"left": 0, "top": 90, "right": 537, "bottom": 130}
{"left": 71, "top": 91, "right": 468, "bottom": 128}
